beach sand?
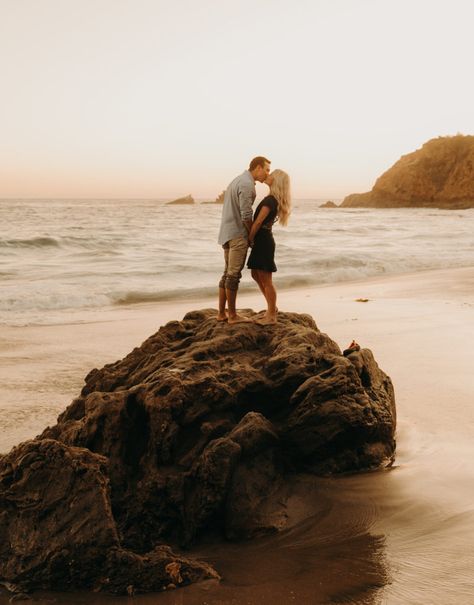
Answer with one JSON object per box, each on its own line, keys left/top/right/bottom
{"left": 1, "top": 266, "right": 473, "bottom": 604}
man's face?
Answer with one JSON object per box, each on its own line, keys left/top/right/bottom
{"left": 265, "top": 171, "right": 274, "bottom": 186}
{"left": 255, "top": 162, "right": 271, "bottom": 183}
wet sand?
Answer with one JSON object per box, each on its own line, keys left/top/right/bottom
{"left": 1, "top": 266, "right": 474, "bottom": 604}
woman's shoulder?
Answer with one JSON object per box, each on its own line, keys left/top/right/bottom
{"left": 262, "top": 195, "right": 278, "bottom": 207}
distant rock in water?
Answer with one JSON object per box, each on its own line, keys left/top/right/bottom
{"left": 0, "top": 310, "right": 396, "bottom": 595}
{"left": 202, "top": 190, "right": 225, "bottom": 204}
{"left": 319, "top": 200, "right": 338, "bottom": 208}
{"left": 166, "top": 194, "right": 195, "bottom": 205}
{"left": 214, "top": 190, "right": 225, "bottom": 203}
{"left": 341, "top": 134, "right": 474, "bottom": 209}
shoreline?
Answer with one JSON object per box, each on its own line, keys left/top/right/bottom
{"left": 1, "top": 265, "right": 473, "bottom": 454}
{"left": 2, "top": 262, "right": 474, "bottom": 329}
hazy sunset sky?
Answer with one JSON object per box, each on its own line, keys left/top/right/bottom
{"left": 1, "top": 0, "right": 472, "bottom": 199}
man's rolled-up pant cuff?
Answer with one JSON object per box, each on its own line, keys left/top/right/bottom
{"left": 218, "top": 276, "right": 226, "bottom": 289}
{"left": 224, "top": 275, "right": 240, "bottom": 291}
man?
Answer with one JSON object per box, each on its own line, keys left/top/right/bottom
{"left": 217, "top": 156, "right": 271, "bottom": 323}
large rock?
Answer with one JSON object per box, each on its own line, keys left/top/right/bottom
{"left": 0, "top": 310, "right": 396, "bottom": 594}
{"left": 341, "top": 134, "right": 474, "bottom": 209}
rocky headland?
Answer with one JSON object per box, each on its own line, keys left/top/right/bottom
{"left": 341, "top": 135, "right": 474, "bottom": 209}
{"left": 0, "top": 310, "right": 396, "bottom": 596}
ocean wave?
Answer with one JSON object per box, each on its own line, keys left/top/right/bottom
{"left": 2, "top": 259, "right": 472, "bottom": 320}
{"left": 0, "top": 236, "right": 60, "bottom": 248}
{"left": 0, "top": 235, "right": 124, "bottom": 252}
{"left": 2, "top": 200, "right": 474, "bottom": 323}
{"left": 113, "top": 287, "right": 218, "bottom": 305}
{"left": 112, "top": 276, "right": 339, "bottom": 307}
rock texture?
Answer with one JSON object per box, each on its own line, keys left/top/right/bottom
{"left": 166, "top": 195, "right": 195, "bottom": 205}
{"left": 0, "top": 310, "right": 396, "bottom": 595}
{"left": 319, "top": 200, "right": 338, "bottom": 208}
{"left": 0, "top": 440, "right": 218, "bottom": 595}
{"left": 341, "top": 135, "right": 474, "bottom": 209}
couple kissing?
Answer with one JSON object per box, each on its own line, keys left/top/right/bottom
{"left": 217, "top": 156, "right": 291, "bottom": 325}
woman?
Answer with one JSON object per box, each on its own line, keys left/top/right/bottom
{"left": 247, "top": 169, "right": 291, "bottom": 324}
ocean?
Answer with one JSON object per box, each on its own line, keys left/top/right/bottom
{"left": 1, "top": 198, "right": 473, "bottom": 326}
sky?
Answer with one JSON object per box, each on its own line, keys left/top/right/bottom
{"left": 1, "top": 0, "right": 473, "bottom": 199}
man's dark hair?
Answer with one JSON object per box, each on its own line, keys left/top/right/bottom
{"left": 249, "top": 156, "right": 271, "bottom": 171}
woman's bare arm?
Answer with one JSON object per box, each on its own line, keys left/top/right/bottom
{"left": 248, "top": 205, "right": 271, "bottom": 245}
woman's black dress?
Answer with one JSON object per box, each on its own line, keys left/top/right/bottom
{"left": 247, "top": 195, "right": 278, "bottom": 272}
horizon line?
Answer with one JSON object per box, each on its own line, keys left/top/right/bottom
{"left": 0, "top": 196, "right": 344, "bottom": 202}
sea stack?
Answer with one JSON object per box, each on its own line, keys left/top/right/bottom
{"left": 0, "top": 310, "right": 396, "bottom": 595}
{"left": 341, "top": 134, "right": 474, "bottom": 209}
{"left": 166, "top": 195, "right": 195, "bottom": 205}
{"left": 200, "top": 191, "right": 225, "bottom": 204}
{"left": 214, "top": 190, "right": 225, "bottom": 203}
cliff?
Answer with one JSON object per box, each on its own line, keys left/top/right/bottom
{"left": 0, "top": 310, "right": 396, "bottom": 595}
{"left": 341, "top": 135, "right": 474, "bottom": 209}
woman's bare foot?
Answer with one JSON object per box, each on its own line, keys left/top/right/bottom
{"left": 256, "top": 314, "right": 277, "bottom": 325}
{"left": 254, "top": 307, "right": 278, "bottom": 319}
{"left": 216, "top": 312, "right": 228, "bottom": 322}
{"left": 228, "top": 313, "right": 253, "bottom": 324}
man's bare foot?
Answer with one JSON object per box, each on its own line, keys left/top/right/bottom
{"left": 216, "top": 313, "right": 228, "bottom": 322}
{"left": 256, "top": 314, "right": 277, "bottom": 325}
{"left": 228, "top": 314, "right": 253, "bottom": 324}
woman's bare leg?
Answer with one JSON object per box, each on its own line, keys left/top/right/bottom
{"left": 251, "top": 269, "right": 266, "bottom": 297}
{"left": 251, "top": 269, "right": 269, "bottom": 317}
{"left": 257, "top": 271, "right": 277, "bottom": 324}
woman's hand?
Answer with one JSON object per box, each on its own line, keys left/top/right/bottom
{"left": 248, "top": 205, "right": 271, "bottom": 244}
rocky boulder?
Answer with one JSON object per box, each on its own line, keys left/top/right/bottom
{"left": 0, "top": 439, "right": 217, "bottom": 595}
{"left": 0, "top": 310, "right": 396, "bottom": 595}
{"left": 341, "top": 134, "right": 474, "bottom": 209}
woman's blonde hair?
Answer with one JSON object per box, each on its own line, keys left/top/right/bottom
{"left": 269, "top": 169, "right": 291, "bottom": 226}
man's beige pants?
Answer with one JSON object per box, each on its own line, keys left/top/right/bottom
{"left": 219, "top": 236, "right": 249, "bottom": 291}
